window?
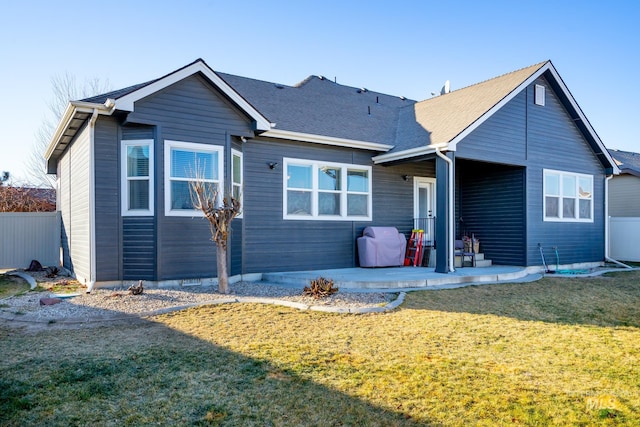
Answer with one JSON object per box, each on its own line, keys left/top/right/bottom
{"left": 164, "top": 140, "right": 223, "bottom": 216}
{"left": 543, "top": 169, "right": 593, "bottom": 222}
{"left": 284, "top": 158, "right": 372, "bottom": 220}
{"left": 232, "top": 149, "right": 243, "bottom": 218}
{"left": 535, "top": 84, "right": 546, "bottom": 106}
{"left": 121, "top": 139, "right": 154, "bottom": 216}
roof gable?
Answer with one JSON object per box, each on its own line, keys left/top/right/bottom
{"left": 414, "top": 61, "right": 547, "bottom": 147}
{"left": 375, "top": 61, "right": 619, "bottom": 172}
{"left": 112, "top": 59, "right": 271, "bottom": 131}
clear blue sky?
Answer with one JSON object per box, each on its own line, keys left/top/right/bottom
{"left": 1, "top": 0, "right": 638, "bottom": 183}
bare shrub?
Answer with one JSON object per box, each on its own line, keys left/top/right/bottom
{"left": 303, "top": 277, "right": 339, "bottom": 299}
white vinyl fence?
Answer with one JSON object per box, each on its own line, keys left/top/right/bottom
{"left": 0, "top": 212, "right": 61, "bottom": 269}
{"left": 609, "top": 217, "right": 640, "bottom": 262}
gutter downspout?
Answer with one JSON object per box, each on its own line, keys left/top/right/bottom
{"left": 87, "top": 109, "right": 99, "bottom": 293}
{"left": 603, "top": 174, "right": 632, "bottom": 268}
{"left": 434, "top": 148, "right": 455, "bottom": 272}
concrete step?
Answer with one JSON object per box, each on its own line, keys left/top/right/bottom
{"left": 475, "top": 259, "right": 493, "bottom": 267}
{"left": 455, "top": 253, "right": 492, "bottom": 268}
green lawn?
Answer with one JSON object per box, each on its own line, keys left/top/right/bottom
{"left": 1, "top": 271, "right": 639, "bottom": 426}
{"left": 0, "top": 273, "right": 30, "bottom": 299}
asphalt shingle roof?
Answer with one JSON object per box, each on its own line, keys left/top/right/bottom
{"left": 81, "top": 80, "right": 158, "bottom": 104}
{"left": 217, "top": 72, "right": 415, "bottom": 145}
{"left": 608, "top": 149, "right": 640, "bottom": 175}
{"left": 79, "top": 59, "right": 551, "bottom": 152}
{"left": 391, "top": 61, "right": 548, "bottom": 152}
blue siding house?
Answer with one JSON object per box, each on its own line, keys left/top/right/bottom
{"left": 44, "top": 59, "right": 618, "bottom": 288}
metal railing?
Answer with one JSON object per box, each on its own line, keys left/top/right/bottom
{"left": 413, "top": 217, "right": 435, "bottom": 248}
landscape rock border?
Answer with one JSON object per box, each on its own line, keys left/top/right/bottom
{"left": 0, "top": 292, "right": 407, "bottom": 328}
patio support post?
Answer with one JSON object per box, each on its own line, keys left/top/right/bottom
{"left": 435, "top": 152, "right": 452, "bottom": 273}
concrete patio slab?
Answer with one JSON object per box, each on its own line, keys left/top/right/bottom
{"left": 262, "top": 265, "right": 542, "bottom": 290}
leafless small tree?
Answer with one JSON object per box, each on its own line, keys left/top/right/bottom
{"left": 190, "top": 177, "right": 241, "bottom": 294}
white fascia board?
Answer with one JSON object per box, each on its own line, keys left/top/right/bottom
{"left": 544, "top": 65, "right": 620, "bottom": 175}
{"left": 372, "top": 143, "right": 448, "bottom": 164}
{"left": 262, "top": 128, "right": 393, "bottom": 152}
{"left": 114, "top": 61, "right": 271, "bottom": 131}
{"left": 448, "top": 62, "right": 552, "bottom": 151}
{"left": 44, "top": 101, "right": 112, "bottom": 161}
{"left": 445, "top": 62, "right": 620, "bottom": 174}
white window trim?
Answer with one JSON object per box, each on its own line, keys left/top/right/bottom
{"left": 283, "top": 157, "right": 372, "bottom": 221}
{"left": 121, "top": 139, "right": 154, "bottom": 216}
{"left": 164, "top": 140, "right": 224, "bottom": 217}
{"left": 543, "top": 168, "right": 593, "bottom": 223}
{"left": 232, "top": 148, "right": 243, "bottom": 219}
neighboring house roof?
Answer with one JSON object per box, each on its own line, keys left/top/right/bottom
{"left": 608, "top": 149, "right": 640, "bottom": 177}
{"left": 45, "top": 58, "right": 618, "bottom": 174}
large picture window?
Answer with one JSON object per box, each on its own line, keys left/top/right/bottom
{"left": 543, "top": 169, "right": 593, "bottom": 222}
{"left": 121, "top": 139, "right": 154, "bottom": 216}
{"left": 284, "top": 158, "right": 372, "bottom": 220}
{"left": 164, "top": 140, "right": 223, "bottom": 216}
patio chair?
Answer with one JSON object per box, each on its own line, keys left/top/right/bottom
{"left": 454, "top": 239, "right": 476, "bottom": 268}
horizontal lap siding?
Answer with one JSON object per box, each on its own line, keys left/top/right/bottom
{"left": 243, "top": 139, "right": 354, "bottom": 273}
{"left": 455, "top": 89, "right": 528, "bottom": 266}
{"left": 128, "top": 74, "right": 253, "bottom": 280}
{"left": 59, "top": 152, "right": 71, "bottom": 269}
{"left": 372, "top": 162, "right": 435, "bottom": 239}
{"left": 128, "top": 74, "right": 252, "bottom": 142}
{"left": 459, "top": 161, "right": 525, "bottom": 265}
{"left": 94, "top": 117, "right": 121, "bottom": 281}
{"left": 456, "top": 75, "right": 606, "bottom": 266}
{"left": 608, "top": 175, "right": 640, "bottom": 217}
{"left": 242, "top": 138, "right": 433, "bottom": 273}
{"left": 158, "top": 217, "right": 217, "bottom": 279}
{"left": 122, "top": 125, "right": 154, "bottom": 140}
{"left": 230, "top": 219, "right": 242, "bottom": 275}
{"left": 456, "top": 91, "right": 527, "bottom": 165}
{"left": 123, "top": 217, "right": 156, "bottom": 280}
{"left": 67, "top": 125, "right": 91, "bottom": 283}
{"left": 525, "top": 77, "right": 605, "bottom": 265}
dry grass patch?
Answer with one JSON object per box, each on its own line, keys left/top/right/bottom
{"left": 1, "top": 270, "right": 639, "bottom": 425}
{"left": 0, "top": 274, "right": 30, "bottom": 299}
{"left": 404, "top": 272, "right": 640, "bottom": 327}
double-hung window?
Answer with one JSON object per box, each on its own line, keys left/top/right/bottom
{"left": 543, "top": 169, "right": 593, "bottom": 222}
{"left": 164, "top": 140, "right": 223, "bottom": 216}
{"left": 121, "top": 139, "right": 154, "bottom": 216}
{"left": 284, "top": 158, "right": 372, "bottom": 220}
{"left": 232, "top": 149, "right": 243, "bottom": 218}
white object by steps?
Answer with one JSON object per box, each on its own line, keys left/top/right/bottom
{"left": 455, "top": 252, "right": 493, "bottom": 268}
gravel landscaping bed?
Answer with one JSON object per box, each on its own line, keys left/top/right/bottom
{"left": 1, "top": 269, "right": 397, "bottom": 324}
